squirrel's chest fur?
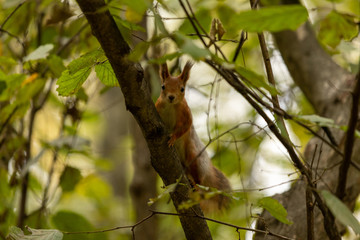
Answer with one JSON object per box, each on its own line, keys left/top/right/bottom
{"left": 158, "top": 103, "right": 177, "bottom": 130}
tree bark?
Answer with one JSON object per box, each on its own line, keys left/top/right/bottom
{"left": 128, "top": 15, "right": 159, "bottom": 240}
{"left": 255, "top": 18, "right": 359, "bottom": 240}
{"left": 75, "top": 0, "right": 212, "bottom": 239}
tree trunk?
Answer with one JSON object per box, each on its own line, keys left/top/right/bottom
{"left": 128, "top": 15, "right": 159, "bottom": 240}
{"left": 75, "top": 0, "right": 213, "bottom": 239}
{"left": 130, "top": 118, "right": 158, "bottom": 240}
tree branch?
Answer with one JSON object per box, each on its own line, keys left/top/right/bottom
{"left": 75, "top": 0, "right": 212, "bottom": 239}
{"left": 336, "top": 73, "right": 360, "bottom": 199}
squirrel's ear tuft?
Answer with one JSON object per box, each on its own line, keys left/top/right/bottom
{"left": 180, "top": 61, "right": 193, "bottom": 84}
{"left": 160, "top": 62, "right": 170, "bottom": 82}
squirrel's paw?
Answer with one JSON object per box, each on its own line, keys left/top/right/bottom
{"left": 168, "top": 135, "right": 176, "bottom": 147}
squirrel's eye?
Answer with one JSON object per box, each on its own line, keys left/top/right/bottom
{"left": 161, "top": 85, "right": 165, "bottom": 90}
{"left": 180, "top": 87, "right": 185, "bottom": 92}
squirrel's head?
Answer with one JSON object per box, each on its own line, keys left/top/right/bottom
{"left": 159, "top": 61, "right": 193, "bottom": 104}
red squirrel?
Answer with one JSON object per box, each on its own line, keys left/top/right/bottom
{"left": 155, "top": 61, "right": 231, "bottom": 212}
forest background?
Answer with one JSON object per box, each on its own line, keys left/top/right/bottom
{"left": 0, "top": 0, "right": 359, "bottom": 239}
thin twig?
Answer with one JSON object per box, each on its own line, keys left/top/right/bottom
{"left": 62, "top": 209, "right": 294, "bottom": 239}
{"left": 232, "top": 31, "right": 247, "bottom": 62}
{"left": 0, "top": 0, "right": 27, "bottom": 31}
{"left": 249, "top": 0, "right": 290, "bottom": 142}
{"left": 187, "top": 33, "right": 240, "bottom": 43}
{"left": 306, "top": 146, "right": 317, "bottom": 240}
{"left": 336, "top": 73, "right": 360, "bottom": 199}
{"left": 63, "top": 212, "right": 156, "bottom": 235}
{"left": 148, "top": 210, "right": 294, "bottom": 240}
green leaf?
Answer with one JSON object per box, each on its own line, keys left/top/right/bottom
{"left": 296, "top": 114, "right": 336, "bottom": 128}
{"left": 23, "top": 44, "right": 54, "bottom": 62}
{"left": 0, "top": 74, "right": 26, "bottom": 101}
{"left": 52, "top": 211, "right": 93, "bottom": 232}
{"left": 231, "top": 5, "right": 308, "bottom": 32}
{"left": 235, "top": 65, "right": 279, "bottom": 95}
{"left": 0, "top": 56, "right": 17, "bottom": 67}
{"left": 0, "top": 169, "right": 13, "bottom": 212}
{"left": 153, "top": 8, "right": 168, "bottom": 35}
{"left": 179, "top": 8, "right": 212, "bottom": 34}
{"left": 173, "top": 33, "right": 210, "bottom": 60}
{"left": 318, "top": 11, "right": 358, "bottom": 48}
{"left": 121, "top": 0, "right": 149, "bottom": 16}
{"left": 60, "top": 166, "right": 82, "bottom": 192}
{"left": 68, "top": 49, "right": 105, "bottom": 74}
{"left": 6, "top": 226, "right": 63, "bottom": 240}
{"left": 95, "top": 61, "right": 119, "bottom": 87}
{"left": 258, "top": 197, "right": 293, "bottom": 225}
{"left": 56, "top": 68, "right": 91, "bottom": 96}
{"left": 321, "top": 190, "right": 360, "bottom": 234}
{"left": 128, "top": 41, "right": 150, "bottom": 62}
{"left": 52, "top": 211, "right": 108, "bottom": 240}
{"left": 47, "top": 55, "right": 66, "bottom": 78}
{"left": 116, "top": 18, "right": 146, "bottom": 32}
{"left": 0, "top": 81, "right": 6, "bottom": 95}
{"left": 149, "top": 52, "right": 183, "bottom": 64}
{"left": 148, "top": 179, "right": 180, "bottom": 206}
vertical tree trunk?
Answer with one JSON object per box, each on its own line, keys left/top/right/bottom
{"left": 76, "top": 1, "right": 213, "bottom": 239}
{"left": 129, "top": 15, "right": 159, "bottom": 240}
{"left": 130, "top": 118, "right": 158, "bottom": 240}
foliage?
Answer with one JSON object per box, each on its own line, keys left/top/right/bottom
{"left": 7, "top": 226, "right": 63, "bottom": 240}
{"left": 321, "top": 191, "right": 360, "bottom": 235}
{"left": 258, "top": 197, "right": 293, "bottom": 225}
{"left": 0, "top": 0, "right": 359, "bottom": 239}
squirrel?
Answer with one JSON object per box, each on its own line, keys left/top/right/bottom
{"left": 155, "top": 61, "right": 231, "bottom": 212}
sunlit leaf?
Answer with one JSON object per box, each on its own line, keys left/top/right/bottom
{"left": 296, "top": 114, "right": 336, "bottom": 128}
{"left": 122, "top": 0, "right": 149, "bottom": 15}
{"left": 6, "top": 226, "right": 63, "bottom": 240}
{"left": 321, "top": 190, "right": 360, "bottom": 234}
{"left": 318, "top": 11, "right": 358, "bottom": 48}
{"left": 148, "top": 179, "right": 180, "bottom": 206}
{"left": 77, "top": 175, "right": 112, "bottom": 203}
{"left": 56, "top": 68, "right": 91, "bottom": 96}
{"left": 153, "top": 8, "right": 168, "bottom": 35}
{"left": 95, "top": 61, "right": 119, "bottom": 87}
{"left": 231, "top": 5, "right": 308, "bottom": 32}
{"left": 68, "top": 49, "right": 105, "bottom": 74}
{"left": 125, "top": 7, "right": 143, "bottom": 23}
{"left": 3, "top": 0, "right": 23, "bottom": 8}
{"left": 23, "top": 44, "right": 54, "bottom": 62}
{"left": 258, "top": 197, "right": 293, "bottom": 225}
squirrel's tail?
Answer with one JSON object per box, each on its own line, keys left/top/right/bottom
{"left": 199, "top": 165, "right": 231, "bottom": 213}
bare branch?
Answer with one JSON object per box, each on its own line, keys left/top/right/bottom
{"left": 336, "top": 73, "right": 360, "bottom": 199}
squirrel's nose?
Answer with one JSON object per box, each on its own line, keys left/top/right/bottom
{"left": 168, "top": 95, "right": 175, "bottom": 101}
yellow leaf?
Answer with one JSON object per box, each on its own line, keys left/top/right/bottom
{"left": 125, "top": 8, "right": 143, "bottom": 23}
{"left": 22, "top": 73, "right": 39, "bottom": 86}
